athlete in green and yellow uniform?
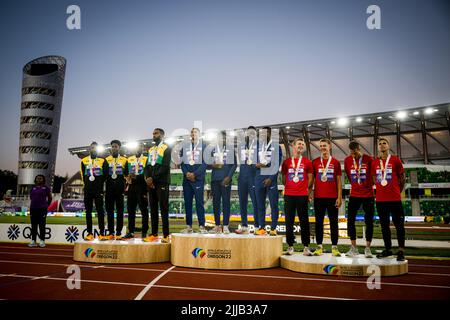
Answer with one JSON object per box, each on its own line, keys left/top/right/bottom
{"left": 104, "top": 140, "right": 128, "bottom": 240}
{"left": 144, "top": 128, "right": 172, "bottom": 243}
{"left": 80, "top": 142, "right": 108, "bottom": 240}
{"left": 122, "top": 144, "right": 149, "bottom": 239}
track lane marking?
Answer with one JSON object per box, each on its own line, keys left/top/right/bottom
{"left": 1, "top": 259, "right": 449, "bottom": 289}
{"left": 135, "top": 266, "right": 176, "bottom": 300}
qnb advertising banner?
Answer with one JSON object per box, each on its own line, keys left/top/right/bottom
{"left": 0, "top": 224, "right": 126, "bottom": 244}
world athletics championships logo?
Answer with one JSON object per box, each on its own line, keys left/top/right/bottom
{"left": 191, "top": 247, "right": 206, "bottom": 258}
{"left": 65, "top": 226, "right": 79, "bottom": 243}
{"left": 7, "top": 224, "right": 20, "bottom": 240}
{"left": 84, "top": 248, "right": 96, "bottom": 258}
{"left": 323, "top": 265, "right": 339, "bottom": 275}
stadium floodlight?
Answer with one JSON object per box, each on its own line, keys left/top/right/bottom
{"left": 424, "top": 107, "right": 433, "bottom": 114}
{"left": 337, "top": 118, "right": 349, "bottom": 127}
{"left": 286, "top": 126, "right": 291, "bottom": 129}
{"left": 330, "top": 121, "right": 336, "bottom": 124}
{"left": 96, "top": 145, "right": 105, "bottom": 153}
{"left": 356, "top": 117, "right": 363, "bottom": 122}
{"left": 396, "top": 111, "right": 407, "bottom": 119}
{"left": 433, "top": 109, "right": 438, "bottom": 112}
{"left": 377, "top": 116, "right": 382, "bottom": 120}
{"left": 125, "top": 141, "right": 138, "bottom": 150}
{"left": 413, "top": 111, "right": 420, "bottom": 115}
{"left": 166, "top": 137, "right": 176, "bottom": 145}
{"left": 204, "top": 131, "right": 218, "bottom": 141}
{"left": 317, "top": 123, "right": 322, "bottom": 126}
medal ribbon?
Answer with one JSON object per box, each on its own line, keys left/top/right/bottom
{"left": 353, "top": 155, "right": 363, "bottom": 183}
{"left": 291, "top": 156, "right": 302, "bottom": 179}
{"left": 320, "top": 155, "right": 332, "bottom": 179}
{"left": 379, "top": 154, "right": 391, "bottom": 183}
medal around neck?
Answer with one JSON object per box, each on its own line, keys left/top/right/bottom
{"left": 89, "top": 175, "right": 95, "bottom": 182}
{"left": 112, "top": 173, "right": 117, "bottom": 179}
{"left": 293, "top": 176, "right": 300, "bottom": 183}
{"left": 381, "top": 179, "right": 388, "bottom": 186}
{"left": 321, "top": 175, "right": 328, "bottom": 182}
{"left": 189, "top": 160, "right": 195, "bottom": 166}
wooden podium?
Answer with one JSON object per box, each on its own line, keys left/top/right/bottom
{"left": 281, "top": 253, "right": 408, "bottom": 276}
{"left": 171, "top": 233, "right": 283, "bottom": 269}
{"left": 73, "top": 238, "right": 170, "bottom": 264}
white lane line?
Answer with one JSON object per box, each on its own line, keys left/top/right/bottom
{"left": 1, "top": 259, "right": 449, "bottom": 289}
{"left": 0, "top": 273, "right": 354, "bottom": 300}
{"left": 0, "top": 273, "right": 145, "bottom": 287}
{"left": 32, "top": 275, "right": 49, "bottom": 281}
{"left": 151, "top": 284, "right": 354, "bottom": 300}
{"left": 409, "top": 264, "right": 450, "bottom": 268}
{"left": 0, "top": 273, "right": 16, "bottom": 278}
{"left": 134, "top": 266, "right": 176, "bottom": 300}
{"left": 0, "top": 251, "right": 72, "bottom": 258}
{"left": 0, "top": 246, "right": 73, "bottom": 252}
{"left": 409, "top": 272, "right": 450, "bottom": 277}
{"left": 0, "top": 259, "right": 166, "bottom": 272}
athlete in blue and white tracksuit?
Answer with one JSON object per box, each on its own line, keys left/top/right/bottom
{"left": 236, "top": 126, "right": 259, "bottom": 234}
{"left": 210, "top": 132, "right": 237, "bottom": 232}
{"left": 180, "top": 128, "right": 208, "bottom": 233}
{"left": 254, "top": 127, "right": 283, "bottom": 235}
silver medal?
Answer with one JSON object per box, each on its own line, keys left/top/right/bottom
{"left": 321, "top": 175, "right": 328, "bottom": 182}
{"left": 89, "top": 175, "right": 95, "bottom": 182}
{"left": 189, "top": 160, "right": 195, "bottom": 166}
{"left": 112, "top": 173, "right": 117, "bottom": 179}
{"left": 381, "top": 179, "right": 388, "bottom": 186}
{"left": 293, "top": 176, "right": 300, "bottom": 183}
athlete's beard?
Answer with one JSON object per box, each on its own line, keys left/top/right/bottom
{"left": 153, "top": 137, "right": 161, "bottom": 144}
{"left": 90, "top": 151, "right": 97, "bottom": 158}
{"left": 112, "top": 152, "right": 119, "bottom": 157}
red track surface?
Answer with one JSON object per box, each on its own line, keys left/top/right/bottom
{"left": 0, "top": 243, "right": 449, "bottom": 300}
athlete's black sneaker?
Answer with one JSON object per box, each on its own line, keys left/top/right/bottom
{"left": 376, "top": 249, "right": 393, "bottom": 258}
{"left": 397, "top": 250, "right": 405, "bottom": 261}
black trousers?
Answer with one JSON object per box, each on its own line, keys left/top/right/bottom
{"left": 284, "top": 195, "right": 310, "bottom": 247}
{"left": 127, "top": 187, "right": 149, "bottom": 234}
{"left": 30, "top": 208, "right": 47, "bottom": 241}
{"left": 148, "top": 182, "right": 170, "bottom": 237}
{"left": 376, "top": 201, "right": 405, "bottom": 250}
{"left": 314, "top": 198, "right": 339, "bottom": 245}
{"left": 105, "top": 191, "right": 124, "bottom": 235}
{"left": 347, "top": 196, "right": 374, "bottom": 241}
{"left": 84, "top": 192, "right": 105, "bottom": 235}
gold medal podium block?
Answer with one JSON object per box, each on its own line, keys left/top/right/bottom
{"left": 281, "top": 253, "right": 408, "bottom": 277}
{"left": 171, "top": 233, "right": 283, "bottom": 269}
{"left": 73, "top": 238, "right": 170, "bottom": 264}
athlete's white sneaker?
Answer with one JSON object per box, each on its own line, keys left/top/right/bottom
{"left": 28, "top": 240, "right": 37, "bottom": 247}
{"left": 199, "top": 226, "right": 208, "bottom": 234}
{"left": 181, "top": 226, "right": 193, "bottom": 234}
{"left": 303, "top": 247, "right": 313, "bottom": 256}
{"left": 286, "top": 246, "right": 294, "bottom": 255}
{"left": 364, "top": 247, "right": 373, "bottom": 258}
{"left": 235, "top": 226, "right": 249, "bottom": 235}
{"left": 345, "top": 246, "right": 359, "bottom": 257}
{"left": 223, "top": 225, "right": 230, "bottom": 234}
{"left": 39, "top": 240, "right": 46, "bottom": 248}
{"left": 210, "top": 225, "right": 222, "bottom": 234}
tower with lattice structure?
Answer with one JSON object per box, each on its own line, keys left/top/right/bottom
{"left": 17, "top": 56, "right": 67, "bottom": 194}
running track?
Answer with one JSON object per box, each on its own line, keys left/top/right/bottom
{"left": 0, "top": 243, "right": 449, "bottom": 300}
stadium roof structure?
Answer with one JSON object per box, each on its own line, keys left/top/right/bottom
{"left": 69, "top": 102, "right": 450, "bottom": 164}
